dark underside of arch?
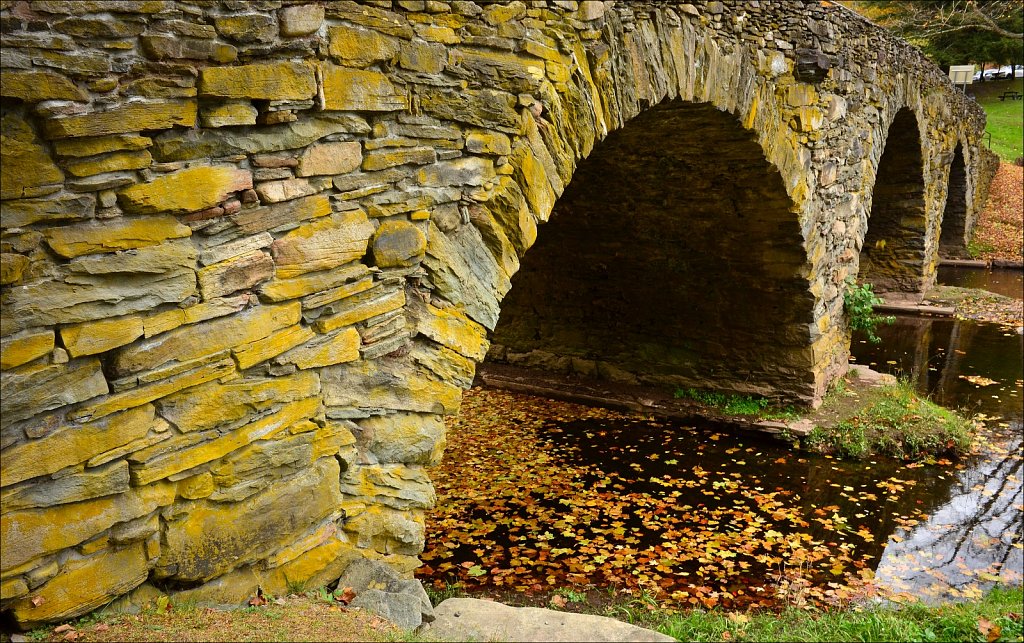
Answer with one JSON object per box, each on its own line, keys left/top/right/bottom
{"left": 859, "top": 108, "right": 928, "bottom": 292}
{"left": 939, "top": 145, "right": 968, "bottom": 257}
{"left": 489, "top": 100, "right": 818, "bottom": 403}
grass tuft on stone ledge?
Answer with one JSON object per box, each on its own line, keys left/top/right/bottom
{"left": 804, "top": 379, "right": 974, "bottom": 460}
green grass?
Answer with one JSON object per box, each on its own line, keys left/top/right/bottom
{"left": 972, "top": 78, "right": 1024, "bottom": 162}
{"left": 805, "top": 379, "right": 974, "bottom": 460}
{"left": 653, "top": 585, "right": 1024, "bottom": 642}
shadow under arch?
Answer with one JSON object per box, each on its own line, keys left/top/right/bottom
{"left": 488, "top": 99, "right": 818, "bottom": 404}
{"left": 939, "top": 144, "right": 969, "bottom": 257}
{"left": 859, "top": 107, "right": 928, "bottom": 293}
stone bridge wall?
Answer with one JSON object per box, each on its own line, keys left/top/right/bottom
{"left": 0, "top": 0, "right": 990, "bottom": 627}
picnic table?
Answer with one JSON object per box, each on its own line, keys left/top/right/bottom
{"left": 998, "top": 91, "right": 1022, "bottom": 101}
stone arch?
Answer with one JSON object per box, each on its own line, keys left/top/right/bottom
{"left": 488, "top": 98, "right": 817, "bottom": 403}
{"left": 859, "top": 107, "right": 928, "bottom": 292}
{"left": 938, "top": 144, "right": 969, "bottom": 257}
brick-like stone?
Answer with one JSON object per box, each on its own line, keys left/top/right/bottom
{"left": 61, "top": 315, "right": 145, "bottom": 357}
{"left": 270, "top": 211, "right": 375, "bottom": 278}
{"left": 44, "top": 216, "right": 191, "bottom": 258}
{"left": 0, "top": 329, "right": 56, "bottom": 370}
{"left": 0, "top": 357, "right": 109, "bottom": 426}
{"left": 214, "top": 14, "right": 276, "bottom": 43}
{"left": 0, "top": 69, "right": 87, "bottom": 102}
{"left": 279, "top": 4, "right": 324, "bottom": 36}
{"left": 42, "top": 101, "right": 197, "bottom": 139}
{"left": 1, "top": 112, "right": 64, "bottom": 200}
{"left": 199, "top": 61, "right": 317, "bottom": 101}
{"left": 118, "top": 165, "right": 252, "bottom": 215}
{"left": 277, "top": 327, "right": 361, "bottom": 369}
{"left": 328, "top": 25, "right": 400, "bottom": 67}
{"left": 321, "top": 64, "right": 408, "bottom": 112}
{"left": 297, "top": 142, "right": 362, "bottom": 177}
{"left": 200, "top": 102, "right": 258, "bottom": 128}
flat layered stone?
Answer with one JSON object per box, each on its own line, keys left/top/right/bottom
{"left": 0, "top": 483, "right": 173, "bottom": 573}
{"left": 312, "top": 287, "right": 406, "bottom": 333}
{"left": 260, "top": 262, "right": 370, "bottom": 302}
{"left": 118, "top": 165, "right": 252, "bottom": 215}
{"left": 9, "top": 543, "right": 149, "bottom": 629}
{"left": 63, "top": 149, "right": 153, "bottom": 177}
{"left": 53, "top": 134, "right": 152, "bottom": 158}
{"left": 321, "top": 64, "right": 408, "bottom": 112}
{"left": 67, "top": 238, "right": 197, "bottom": 275}
{"left": 130, "top": 395, "right": 321, "bottom": 486}
{"left": 297, "top": 141, "right": 362, "bottom": 177}
{"left": 0, "top": 193, "right": 95, "bottom": 228}
{"left": 112, "top": 302, "right": 300, "bottom": 376}
{"left": 362, "top": 147, "right": 435, "bottom": 171}
{"left": 328, "top": 25, "right": 400, "bottom": 67}
{"left": 2, "top": 461, "right": 130, "bottom": 512}
{"left": 255, "top": 177, "right": 327, "bottom": 203}
{"left": 200, "top": 101, "right": 258, "bottom": 128}
{"left": 270, "top": 211, "right": 374, "bottom": 278}
{"left": 230, "top": 193, "right": 332, "bottom": 234}
{"left": 0, "top": 405, "right": 154, "bottom": 488}
{"left": 0, "top": 69, "right": 87, "bottom": 102}
{"left": 140, "top": 34, "right": 237, "bottom": 62}
{"left": 156, "top": 458, "right": 340, "bottom": 582}
{"left": 214, "top": 14, "right": 276, "bottom": 43}
{"left": 0, "top": 357, "right": 109, "bottom": 426}
{"left": 338, "top": 464, "right": 435, "bottom": 510}
{"left": 0, "top": 329, "right": 55, "bottom": 370}
{"left": 61, "top": 314, "right": 145, "bottom": 357}
{"left": 42, "top": 101, "right": 197, "bottom": 139}
{"left": 358, "top": 412, "right": 446, "bottom": 465}
{"left": 157, "top": 370, "right": 320, "bottom": 433}
{"left": 199, "top": 61, "right": 317, "bottom": 101}
{"left": 409, "top": 299, "right": 490, "bottom": 360}
{"left": 0, "top": 253, "right": 29, "bottom": 285}
{"left": 1, "top": 112, "right": 64, "bottom": 200}
{"left": 44, "top": 215, "right": 191, "bottom": 258}
{"left": 197, "top": 250, "right": 274, "bottom": 299}
{"left": 233, "top": 323, "right": 316, "bottom": 370}
{"left": 277, "top": 327, "right": 361, "bottom": 369}
{"left": 322, "top": 347, "right": 462, "bottom": 415}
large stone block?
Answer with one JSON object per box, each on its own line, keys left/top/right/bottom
{"left": 1, "top": 112, "right": 64, "bottom": 200}
{"left": 0, "top": 193, "right": 95, "bottom": 228}
{"left": 112, "top": 302, "right": 300, "bottom": 376}
{"left": 156, "top": 458, "right": 341, "bottom": 581}
{"left": 297, "top": 141, "right": 362, "bottom": 177}
{"left": 42, "top": 101, "right": 197, "bottom": 139}
{"left": 118, "top": 165, "right": 252, "bottom": 215}
{"left": 2, "top": 460, "right": 130, "bottom": 512}
{"left": 321, "top": 348, "right": 461, "bottom": 415}
{"left": 276, "top": 327, "right": 361, "bottom": 369}
{"left": 358, "top": 412, "right": 446, "bottom": 465}
{"left": 409, "top": 299, "right": 490, "bottom": 361}
{"left": 1, "top": 405, "right": 155, "bottom": 487}
{"left": 321, "top": 64, "right": 408, "bottom": 112}
{"left": 44, "top": 216, "right": 191, "bottom": 258}
{"left": 0, "top": 329, "right": 55, "bottom": 370}
{"left": 0, "top": 357, "right": 109, "bottom": 426}
{"left": 199, "top": 61, "right": 317, "bottom": 101}
{"left": 270, "top": 211, "right": 375, "bottom": 278}
{"left": 9, "top": 543, "right": 149, "bottom": 629}
{"left": 328, "top": 25, "right": 400, "bottom": 67}
{"left": 371, "top": 220, "right": 427, "bottom": 268}
{"left": 0, "top": 482, "right": 174, "bottom": 572}
{"left": 61, "top": 314, "right": 145, "bottom": 357}
{"left": 0, "top": 69, "right": 87, "bottom": 102}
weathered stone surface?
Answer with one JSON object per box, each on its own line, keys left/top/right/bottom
{"left": 199, "top": 61, "right": 317, "bottom": 101}
{"left": 419, "top": 598, "right": 676, "bottom": 642}
{"left": 233, "top": 323, "right": 316, "bottom": 370}
{"left": 322, "top": 347, "right": 461, "bottom": 415}
{"left": 197, "top": 250, "right": 275, "bottom": 299}
{"left": 340, "top": 464, "right": 434, "bottom": 510}
{"left": 68, "top": 238, "right": 196, "bottom": 276}
{"left": 156, "top": 458, "right": 340, "bottom": 581}
{"left": 277, "top": 327, "right": 360, "bottom": 369}
{"left": 1, "top": 405, "right": 154, "bottom": 487}
{"left": 297, "top": 141, "right": 362, "bottom": 177}
{"left": 45, "top": 215, "right": 190, "bottom": 258}
{"left": 1, "top": 112, "right": 64, "bottom": 200}
{"left": 359, "top": 412, "right": 445, "bottom": 465}
{"left": 371, "top": 220, "right": 427, "bottom": 268}
{"left": 231, "top": 193, "right": 331, "bottom": 234}
{"left": 42, "top": 101, "right": 197, "bottom": 139}
{"left": 158, "top": 371, "right": 319, "bottom": 433}
{"left": 270, "top": 211, "right": 375, "bottom": 278}
{"left": 0, "top": 482, "right": 173, "bottom": 572}
{"left": 312, "top": 286, "right": 405, "bottom": 334}
{"left": 118, "top": 165, "right": 252, "bottom": 215}
{"left": 0, "top": 252, "right": 30, "bottom": 285}
{"left": 140, "top": 34, "right": 237, "bottom": 62}
{"left": 362, "top": 147, "right": 435, "bottom": 171}
{"left": 0, "top": 329, "right": 55, "bottom": 370}
{"left": 9, "top": 543, "right": 150, "bottom": 628}
{"left": 63, "top": 149, "right": 153, "bottom": 177}
{"left": 112, "top": 302, "right": 300, "bottom": 376}
{"left": 1, "top": 357, "right": 109, "bottom": 426}
{"left": 466, "top": 130, "right": 512, "bottom": 155}
{"left": 53, "top": 134, "right": 152, "bottom": 158}
{"left": 328, "top": 25, "right": 400, "bottom": 67}
{"left": 279, "top": 4, "right": 324, "bottom": 36}
{"left": 0, "top": 69, "right": 87, "bottom": 102}
{"left": 422, "top": 222, "right": 507, "bottom": 330}
{"left": 214, "top": 14, "right": 276, "bottom": 43}
{"left": 1, "top": 193, "right": 95, "bottom": 227}
{"left": 2, "top": 461, "right": 130, "bottom": 512}
{"left": 255, "top": 177, "right": 328, "bottom": 203}
{"left": 260, "top": 262, "right": 369, "bottom": 302}
{"left": 130, "top": 395, "right": 320, "bottom": 485}
{"left": 321, "top": 64, "right": 408, "bottom": 112}
{"left": 61, "top": 314, "right": 145, "bottom": 357}
{"left": 200, "top": 101, "right": 258, "bottom": 128}
{"left": 338, "top": 557, "right": 433, "bottom": 630}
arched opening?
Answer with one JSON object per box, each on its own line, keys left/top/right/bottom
{"left": 859, "top": 108, "right": 927, "bottom": 292}
{"left": 939, "top": 145, "right": 969, "bottom": 257}
{"left": 488, "top": 100, "right": 817, "bottom": 404}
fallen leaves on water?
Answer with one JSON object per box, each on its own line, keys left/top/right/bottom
{"left": 960, "top": 374, "right": 999, "bottom": 386}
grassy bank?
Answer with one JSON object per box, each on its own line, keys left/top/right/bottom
{"left": 18, "top": 584, "right": 1022, "bottom": 642}
{"left": 805, "top": 378, "right": 974, "bottom": 460}
{"left": 971, "top": 78, "right": 1024, "bottom": 162}
{"left": 654, "top": 585, "right": 1023, "bottom": 642}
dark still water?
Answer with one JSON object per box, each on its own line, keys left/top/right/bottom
{"left": 422, "top": 320, "right": 1022, "bottom": 607}
{"left": 937, "top": 266, "right": 1023, "bottom": 300}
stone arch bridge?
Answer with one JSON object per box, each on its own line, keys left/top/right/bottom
{"left": 0, "top": 0, "right": 996, "bottom": 627}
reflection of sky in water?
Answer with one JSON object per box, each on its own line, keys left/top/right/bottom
{"left": 851, "top": 311, "right": 1023, "bottom": 601}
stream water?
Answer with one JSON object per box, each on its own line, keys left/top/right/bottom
{"left": 420, "top": 270, "right": 1023, "bottom": 606}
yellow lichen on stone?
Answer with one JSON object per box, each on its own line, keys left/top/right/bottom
{"left": 328, "top": 25, "right": 399, "bottom": 66}
{"left": 63, "top": 150, "right": 153, "bottom": 177}
{"left": 9, "top": 543, "right": 149, "bottom": 628}
{"left": 278, "top": 327, "right": 361, "bottom": 369}
{"left": 44, "top": 216, "right": 191, "bottom": 258}
{"left": 0, "top": 329, "right": 55, "bottom": 370}
{"left": 118, "top": 165, "right": 253, "bottom": 215}
{"left": 42, "top": 101, "right": 197, "bottom": 139}
{"left": 321, "top": 64, "right": 409, "bottom": 112}
{"left": 1, "top": 112, "right": 64, "bottom": 200}
{"left": 232, "top": 323, "right": 317, "bottom": 370}
{"left": 0, "top": 70, "right": 87, "bottom": 102}
{"left": 199, "top": 61, "right": 317, "bottom": 101}
{"left": 53, "top": 134, "right": 152, "bottom": 158}
{"left": 61, "top": 315, "right": 145, "bottom": 358}
{"left": 411, "top": 302, "right": 490, "bottom": 361}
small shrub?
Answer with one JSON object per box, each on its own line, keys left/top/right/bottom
{"left": 844, "top": 278, "right": 895, "bottom": 344}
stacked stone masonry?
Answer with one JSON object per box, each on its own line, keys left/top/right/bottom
{"left": 0, "top": 0, "right": 993, "bottom": 628}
